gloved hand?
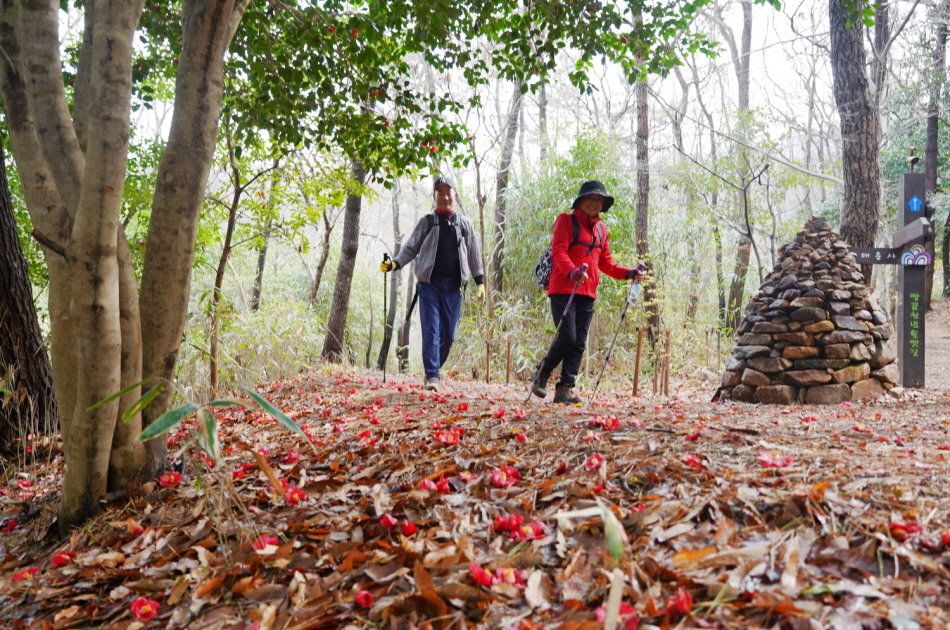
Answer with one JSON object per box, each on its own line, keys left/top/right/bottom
{"left": 380, "top": 259, "right": 398, "bottom": 273}
{"left": 475, "top": 284, "right": 485, "bottom": 302}
{"left": 626, "top": 264, "right": 645, "bottom": 281}
{"left": 568, "top": 265, "right": 588, "bottom": 284}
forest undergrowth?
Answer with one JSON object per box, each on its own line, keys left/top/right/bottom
{"left": 0, "top": 366, "right": 947, "bottom": 629}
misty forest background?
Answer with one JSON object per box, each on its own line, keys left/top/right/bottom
{"left": 7, "top": 0, "right": 950, "bottom": 411}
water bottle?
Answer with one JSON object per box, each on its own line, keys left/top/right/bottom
{"left": 627, "top": 282, "right": 642, "bottom": 306}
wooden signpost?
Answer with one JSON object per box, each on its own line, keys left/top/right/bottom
{"left": 852, "top": 173, "right": 931, "bottom": 388}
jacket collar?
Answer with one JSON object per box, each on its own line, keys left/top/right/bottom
{"left": 572, "top": 208, "right": 601, "bottom": 229}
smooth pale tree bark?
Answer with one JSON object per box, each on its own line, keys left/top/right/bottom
{"left": 377, "top": 183, "right": 402, "bottom": 371}
{"left": 829, "top": 0, "right": 881, "bottom": 283}
{"left": 0, "top": 145, "right": 57, "bottom": 445}
{"left": 322, "top": 161, "right": 366, "bottom": 361}
{"left": 492, "top": 81, "right": 524, "bottom": 293}
{"left": 0, "top": 0, "right": 249, "bottom": 529}
{"left": 139, "top": 1, "right": 249, "bottom": 474}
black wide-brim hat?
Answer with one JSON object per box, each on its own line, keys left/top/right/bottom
{"left": 571, "top": 180, "right": 614, "bottom": 212}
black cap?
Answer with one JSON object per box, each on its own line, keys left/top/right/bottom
{"left": 433, "top": 175, "right": 455, "bottom": 192}
{"left": 571, "top": 180, "right": 614, "bottom": 212}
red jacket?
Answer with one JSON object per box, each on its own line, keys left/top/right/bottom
{"left": 547, "top": 209, "right": 633, "bottom": 298}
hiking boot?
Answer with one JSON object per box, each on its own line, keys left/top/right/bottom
{"left": 530, "top": 363, "right": 553, "bottom": 398}
{"left": 553, "top": 384, "right": 581, "bottom": 404}
{"left": 424, "top": 376, "right": 440, "bottom": 391}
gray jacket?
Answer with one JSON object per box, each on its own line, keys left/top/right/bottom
{"left": 394, "top": 213, "right": 484, "bottom": 285}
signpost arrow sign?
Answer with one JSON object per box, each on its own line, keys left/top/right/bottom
{"left": 907, "top": 195, "right": 923, "bottom": 213}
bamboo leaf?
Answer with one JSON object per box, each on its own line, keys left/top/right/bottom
{"left": 120, "top": 384, "right": 164, "bottom": 422}
{"left": 137, "top": 403, "right": 199, "bottom": 442}
{"left": 87, "top": 377, "right": 163, "bottom": 413}
{"left": 242, "top": 386, "right": 313, "bottom": 446}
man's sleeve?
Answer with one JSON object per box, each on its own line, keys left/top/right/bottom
{"left": 464, "top": 217, "right": 485, "bottom": 282}
{"left": 393, "top": 217, "right": 428, "bottom": 268}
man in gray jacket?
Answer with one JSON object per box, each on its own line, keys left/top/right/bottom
{"left": 380, "top": 176, "right": 485, "bottom": 390}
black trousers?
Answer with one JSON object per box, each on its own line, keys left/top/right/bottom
{"left": 542, "top": 294, "right": 595, "bottom": 388}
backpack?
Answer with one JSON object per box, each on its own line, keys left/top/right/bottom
{"left": 422, "top": 213, "right": 468, "bottom": 243}
{"left": 534, "top": 214, "right": 605, "bottom": 289}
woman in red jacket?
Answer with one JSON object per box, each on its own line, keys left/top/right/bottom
{"left": 532, "top": 180, "right": 643, "bottom": 403}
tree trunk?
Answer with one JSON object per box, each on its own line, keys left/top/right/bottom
{"left": 251, "top": 159, "right": 282, "bottom": 312}
{"left": 377, "top": 183, "right": 402, "bottom": 371}
{"left": 829, "top": 0, "right": 881, "bottom": 283}
{"left": 0, "top": 144, "right": 57, "bottom": 447}
{"left": 251, "top": 218, "right": 271, "bottom": 312}
{"left": 722, "top": 1, "right": 754, "bottom": 332}
{"left": 322, "top": 161, "right": 366, "bottom": 361}
{"left": 492, "top": 81, "right": 524, "bottom": 292}
{"left": 139, "top": 1, "right": 249, "bottom": 477}
{"left": 209, "top": 157, "right": 244, "bottom": 397}
{"left": 927, "top": 1, "right": 947, "bottom": 303}
{"left": 397, "top": 271, "right": 415, "bottom": 373}
{"left": 308, "top": 210, "right": 334, "bottom": 306}
{"left": 635, "top": 76, "right": 660, "bottom": 338}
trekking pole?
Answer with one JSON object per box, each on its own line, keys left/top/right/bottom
{"left": 525, "top": 263, "right": 588, "bottom": 402}
{"left": 382, "top": 253, "right": 390, "bottom": 383}
{"left": 588, "top": 264, "right": 646, "bottom": 405}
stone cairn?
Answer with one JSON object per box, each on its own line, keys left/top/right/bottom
{"left": 719, "top": 217, "right": 899, "bottom": 405}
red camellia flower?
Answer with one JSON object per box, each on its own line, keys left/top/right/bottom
{"left": 354, "top": 589, "right": 373, "bottom": 607}
{"left": 756, "top": 452, "right": 794, "bottom": 468}
{"left": 356, "top": 430, "right": 376, "bottom": 447}
{"left": 284, "top": 486, "right": 307, "bottom": 505}
{"left": 433, "top": 429, "right": 461, "bottom": 445}
{"left": 456, "top": 402, "right": 469, "bottom": 412}
{"left": 490, "top": 466, "right": 520, "bottom": 488}
{"left": 584, "top": 453, "right": 605, "bottom": 470}
{"left": 379, "top": 513, "right": 398, "bottom": 529}
{"left": 515, "top": 433, "right": 528, "bottom": 443}
{"left": 16, "top": 479, "right": 33, "bottom": 488}
{"left": 158, "top": 471, "right": 182, "bottom": 487}
{"left": 596, "top": 601, "right": 639, "bottom": 625}
{"left": 458, "top": 470, "right": 477, "bottom": 483}
{"left": 280, "top": 452, "right": 301, "bottom": 465}
{"left": 663, "top": 586, "right": 693, "bottom": 617}
{"left": 1, "top": 519, "right": 19, "bottom": 533}
{"left": 685, "top": 430, "right": 703, "bottom": 442}
{"left": 400, "top": 521, "right": 418, "bottom": 536}
{"left": 511, "top": 521, "right": 547, "bottom": 542}
{"left": 350, "top": 28, "right": 359, "bottom": 38}
{"left": 252, "top": 534, "right": 279, "bottom": 550}
{"left": 435, "top": 475, "right": 452, "bottom": 493}
{"left": 131, "top": 596, "right": 161, "bottom": 621}
{"left": 417, "top": 478, "right": 437, "bottom": 491}
{"left": 681, "top": 453, "right": 703, "bottom": 468}
{"left": 469, "top": 562, "right": 495, "bottom": 587}
{"left": 11, "top": 566, "right": 40, "bottom": 582}
{"left": 51, "top": 551, "right": 77, "bottom": 567}
{"left": 494, "top": 566, "right": 529, "bottom": 589}
{"left": 889, "top": 521, "right": 923, "bottom": 541}
{"left": 492, "top": 513, "right": 524, "bottom": 533}
{"left": 492, "top": 407, "right": 507, "bottom": 419}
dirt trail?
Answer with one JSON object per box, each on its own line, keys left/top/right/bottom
{"left": 925, "top": 297, "right": 950, "bottom": 392}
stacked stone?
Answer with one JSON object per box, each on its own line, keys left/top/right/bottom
{"left": 719, "top": 217, "right": 898, "bottom": 405}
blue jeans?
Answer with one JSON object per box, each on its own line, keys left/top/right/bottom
{"left": 417, "top": 280, "right": 463, "bottom": 378}
{"left": 542, "top": 294, "right": 595, "bottom": 387}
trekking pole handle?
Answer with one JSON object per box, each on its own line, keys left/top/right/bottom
{"left": 382, "top": 252, "right": 391, "bottom": 263}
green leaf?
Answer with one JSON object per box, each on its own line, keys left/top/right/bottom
{"left": 197, "top": 407, "right": 219, "bottom": 461}
{"left": 137, "top": 403, "right": 200, "bottom": 442}
{"left": 120, "top": 383, "right": 165, "bottom": 422}
{"left": 86, "top": 377, "right": 163, "bottom": 413}
{"left": 242, "top": 387, "right": 310, "bottom": 441}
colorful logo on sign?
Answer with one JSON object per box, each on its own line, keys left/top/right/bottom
{"left": 900, "top": 245, "right": 932, "bottom": 266}
{"left": 907, "top": 195, "right": 923, "bottom": 212}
